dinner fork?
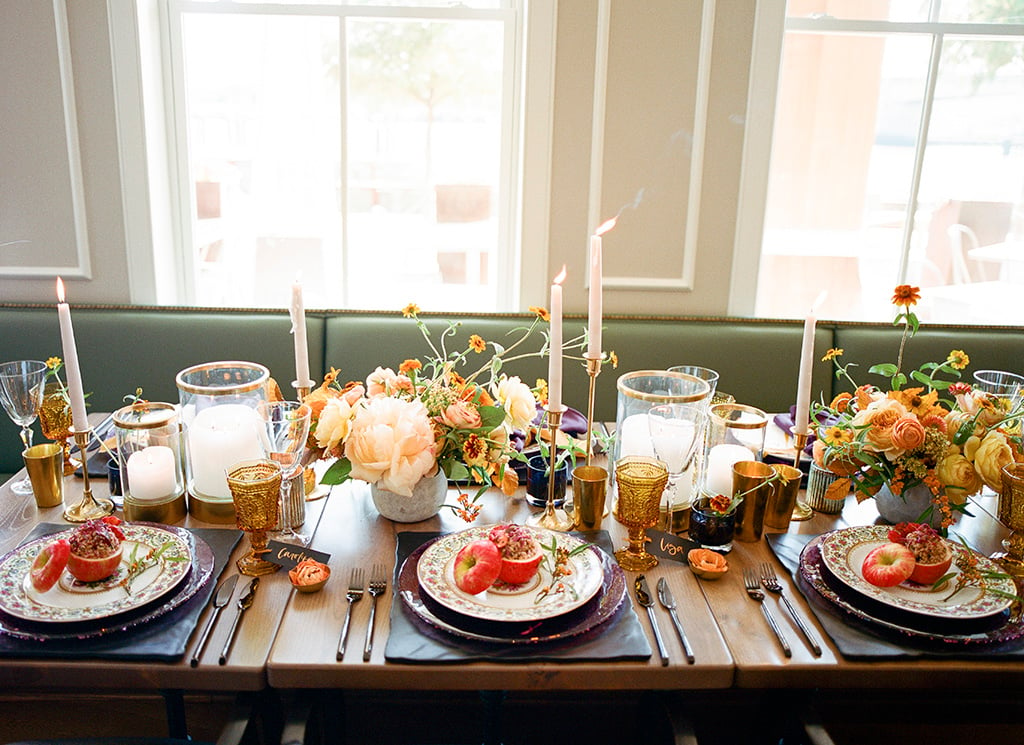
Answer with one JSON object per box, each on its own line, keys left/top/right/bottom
{"left": 761, "top": 562, "right": 822, "bottom": 656}
{"left": 336, "top": 567, "right": 364, "bottom": 661}
{"left": 362, "top": 564, "right": 388, "bottom": 662}
{"left": 742, "top": 568, "right": 791, "bottom": 658}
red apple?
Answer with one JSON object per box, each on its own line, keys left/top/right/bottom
{"left": 67, "top": 543, "right": 124, "bottom": 584}
{"left": 29, "top": 539, "right": 71, "bottom": 593}
{"left": 861, "top": 542, "right": 916, "bottom": 587}
{"left": 908, "top": 545, "right": 953, "bottom": 586}
{"left": 452, "top": 539, "right": 502, "bottom": 594}
{"left": 497, "top": 551, "right": 543, "bottom": 585}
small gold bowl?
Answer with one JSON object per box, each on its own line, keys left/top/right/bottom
{"left": 292, "top": 577, "right": 329, "bottom": 594}
{"left": 687, "top": 548, "right": 728, "bottom": 581}
{"left": 288, "top": 560, "right": 331, "bottom": 593}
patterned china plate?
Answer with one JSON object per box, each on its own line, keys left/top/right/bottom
{"left": 819, "top": 525, "right": 1016, "bottom": 621}
{"left": 0, "top": 524, "right": 192, "bottom": 623}
{"left": 417, "top": 525, "right": 604, "bottom": 622}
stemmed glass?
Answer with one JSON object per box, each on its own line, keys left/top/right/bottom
{"left": 0, "top": 360, "right": 48, "bottom": 495}
{"left": 256, "top": 401, "right": 312, "bottom": 546}
{"left": 648, "top": 403, "right": 705, "bottom": 530}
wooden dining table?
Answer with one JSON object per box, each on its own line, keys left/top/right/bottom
{"left": 2, "top": 438, "right": 1024, "bottom": 741}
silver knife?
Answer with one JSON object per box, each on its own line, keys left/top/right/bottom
{"left": 190, "top": 573, "right": 238, "bottom": 667}
{"left": 634, "top": 575, "right": 669, "bottom": 666}
{"left": 656, "top": 577, "right": 695, "bottom": 664}
{"left": 219, "top": 577, "right": 259, "bottom": 665}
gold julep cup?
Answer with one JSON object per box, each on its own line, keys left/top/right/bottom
{"left": 764, "top": 463, "right": 803, "bottom": 530}
{"left": 732, "top": 460, "right": 774, "bottom": 543}
{"left": 572, "top": 465, "right": 608, "bottom": 531}
{"left": 613, "top": 456, "right": 669, "bottom": 571}
{"left": 998, "top": 462, "right": 1024, "bottom": 578}
{"left": 23, "top": 443, "right": 64, "bottom": 508}
{"left": 227, "top": 459, "right": 283, "bottom": 576}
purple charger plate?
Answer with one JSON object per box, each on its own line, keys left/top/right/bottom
{"left": 798, "top": 534, "right": 1023, "bottom": 647}
{"left": 0, "top": 525, "right": 215, "bottom": 641}
{"left": 398, "top": 536, "right": 626, "bottom": 645}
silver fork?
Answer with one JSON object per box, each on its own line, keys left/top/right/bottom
{"left": 761, "top": 562, "right": 822, "bottom": 657}
{"left": 742, "top": 568, "right": 791, "bottom": 658}
{"left": 336, "top": 567, "right": 364, "bottom": 661}
{"left": 362, "top": 564, "right": 388, "bottom": 662}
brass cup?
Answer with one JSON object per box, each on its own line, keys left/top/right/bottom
{"left": 572, "top": 465, "right": 608, "bottom": 531}
{"left": 732, "top": 461, "right": 774, "bottom": 543}
{"left": 998, "top": 463, "right": 1024, "bottom": 578}
{"left": 764, "top": 464, "right": 803, "bottom": 530}
{"left": 227, "top": 459, "right": 283, "bottom": 576}
{"left": 613, "top": 456, "right": 668, "bottom": 571}
{"left": 23, "top": 443, "right": 64, "bottom": 508}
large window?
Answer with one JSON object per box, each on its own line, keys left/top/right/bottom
{"left": 757, "top": 0, "right": 1024, "bottom": 325}
{"left": 154, "top": 1, "right": 530, "bottom": 310}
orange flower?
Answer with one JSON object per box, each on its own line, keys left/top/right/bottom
{"left": 399, "top": 358, "right": 422, "bottom": 375}
{"left": 889, "top": 387, "right": 946, "bottom": 420}
{"left": 529, "top": 305, "right": 550, "bottom": 322}
{"left": 822, "top": 348, "right": 844, "bottom": 362}
{"left": 401, "top": 303, "right": 421, "bottom": 318}
{"left": 890, "top": 415, "right": 926, "bottom": 452}
{"left": 468, "top": 334, "right": 486, "bottom": 353}
{"left": 891, "top": 284, "right": 921, "bottom": 307}
{"left": 829, "top": 392, "right": 853, "bottom": 414}
{"left": 947, "top": 349, "right": 969, "bottom": 371}
{"left": 608, "top": 350, "right": 619, "bottom": 368}
{"left": 462, "top": 433, "right": 487, "bottom": 467}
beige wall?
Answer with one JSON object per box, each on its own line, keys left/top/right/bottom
{"left": 0, "top": 1, "right": 757, "bottom": 317}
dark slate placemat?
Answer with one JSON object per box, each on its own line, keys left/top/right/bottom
{"left": 385, "top": 530, "right": 652, "bottom": 664}
{"left": 0, "top": 523, "right": 241, "bottom": 662}
{"left": 767, "top": 532, "right": 1024, "bottom": 660}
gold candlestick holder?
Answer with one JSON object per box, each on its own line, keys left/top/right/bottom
{"left": 293, "top": 380, "right": 314, "bottom": 400}
{"left": 63, "top": 428, "right": 115, "bottom": 522}
{"left": 583, "top": 355, "right": 602, "bottom": 465}
{"left": 790, "top": 428, "right": 813, "bottom": 521}
{"left": 528, "top": 407, "right": 574, "bottom": 531}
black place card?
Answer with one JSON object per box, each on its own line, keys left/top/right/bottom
{"left": 265, "top": 540, "right": 330, "bottom": 570}
{"left": 647, "top": 529, "right": 699, "bottom": 564}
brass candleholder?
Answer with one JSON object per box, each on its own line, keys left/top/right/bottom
{"left": 527, "top": 407, "right": 574, "bottom": 531}
{"left": 790, "top": 428, "right": 813, "bottom": 521}
{"left": 998, "top": 463, "right": 1024, "bottom": 578}
{"left": 613, "top": 455, "right": 669, "bottom": 570}
{"left": 293, "top": 380, "right": 328, "bottom": 502}
{"left": 63, "top": 428, "right": 115, "bottom": 522}
{"left": 583, "top": 355, "right": 602, "bottom": 464}
{"left": 227, "top": 459, "right": 283, "bottom": 576}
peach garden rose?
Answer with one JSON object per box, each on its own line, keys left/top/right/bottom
{"left": 345, "top": 396, "right": 436, "bottom": 496}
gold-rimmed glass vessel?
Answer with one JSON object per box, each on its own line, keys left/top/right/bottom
{"left": 613, "top": 455, "right": 669, "bottom": 571}
{"left": 227, "top": 459, "right": 283, "bottom": 576}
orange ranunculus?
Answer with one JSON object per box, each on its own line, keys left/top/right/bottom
{"left": 890, "top": 415, "right": 926, "bottom": 452}
{"left": 829, "top": 392, "right": 853, "bottom": 414}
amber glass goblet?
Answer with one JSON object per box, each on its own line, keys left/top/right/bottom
{"left": 613, "top": 455, "right": 669, "bottom": 571}
{"left": 38, "top": 383, "right": 75, "bottom": 475}
{"left": 227, "top": 459, "right": 283, "bottom": 576}
{"left": 998, "top": 463, "right": 1024, "bottom": 578}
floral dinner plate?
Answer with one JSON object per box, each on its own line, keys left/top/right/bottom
{"left": 819, "top": 525, "right": 1016, "bottom": 621}
{"left": 417, "top": 525, "right": 604, "bottom": 622}
{"left": 0, "top": 523, "right": 192, "bottom": 623}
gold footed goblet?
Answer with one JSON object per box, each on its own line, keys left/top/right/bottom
{"left": 38, "top": 383, "right": 75, "bottom": 475}
{"left": 227, "top": 459, "right": 283, "bottom": 576}
{"left": 62, "top": 429, "right": 115, "bottom": 522}
{"left": 997, "top": 463, "right": 1024, "bottom": 579}
{"left": 613, "top": 455, "right": 669, "bottom": 571}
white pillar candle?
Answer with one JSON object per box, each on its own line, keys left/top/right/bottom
{"left": 290, "top": 280, "right": 311, "bottom": 387}
{"left": 705, "top": 443, "right": 754, "bottom": 497}
{"left": 55, "top": 278, "right": 89, "bottom": 433}
{"left": 794, "top": 291, "right": 827, "bottom": 436}
{"left": 126, "top": 446, "right": 178, "bottom": 502}
{"left": 548, "top": 266, "right": 566, "bottom": 411}
{"left": 617, "top": 413, "right": 657, "bottom": 459}
{"left": 187, "top": 404, "right": 264, "bottom": 500}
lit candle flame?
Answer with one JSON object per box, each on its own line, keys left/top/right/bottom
{"left": 553, "top": 265, "right": 567, "bottom": 285}
{"left": 56, "top": 277, "right": 66, "bottom": 303}
{"left": 595, "top": 217, "right": 617, "bottom": 237}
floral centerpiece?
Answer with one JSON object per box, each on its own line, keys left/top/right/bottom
{"left": 303, "top": 304, "right": 600, "bottom": 521}
{"left": 812, "top": 285, "right": 1024, "bottom": 530}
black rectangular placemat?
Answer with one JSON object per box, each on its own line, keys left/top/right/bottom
{"left": 767, "top": 532, "right": 1024, "bottom": 660}
{"left": 385, "top": 530, "right": 652, "bottom": 663}
{"left": 0, "top": 523, "right": 241, "bottom": 662}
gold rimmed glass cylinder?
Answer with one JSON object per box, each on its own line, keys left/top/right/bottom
{"left": 613, "top": 455, "right": 668, "bottom": 571}
{"left": 113, "top": 402, "right": 187, "bottom": 523}
{"left": 227, "top": 459, "right": 283, "bottom": 576}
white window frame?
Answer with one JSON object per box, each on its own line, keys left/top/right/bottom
{"left": 108, "top": 0, "right": 556, "bottom": 309}
{"left": 733, "top": 4, "right": 1024, "bottom": 317}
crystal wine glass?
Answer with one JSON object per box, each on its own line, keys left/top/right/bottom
{"left": 0, "top": 360, "right": 48, "bottom": 495}
{"left": 256, "top": 401, "right": 312, "bottom": 545}
{"left": 648, "top": 403, "right": 705, "bottom": 531}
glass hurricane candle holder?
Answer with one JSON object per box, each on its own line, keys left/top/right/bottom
{"left": 113, "top": 401, "right": 187, "bottom": 523}
{"left": 699, "top": 403, "right": 768, "bottom": 500}
{"left": 227, "top": 459, "right": 283, "bottom": 576}
{"left": 613, "top": 455, "right": 669, "bottom": 571}
{"left": 176, "top": 361, "right": 269, "bottom": 523}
